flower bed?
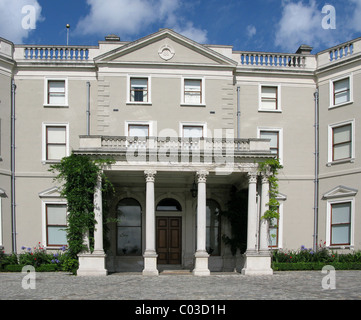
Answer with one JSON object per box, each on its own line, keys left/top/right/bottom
{"left": 272, "top": 242, "right": 361, "bottom": 271}
{"left": 0, "top": 243, "right": 78, "bottom": 274}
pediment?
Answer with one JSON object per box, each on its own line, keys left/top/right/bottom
{"left": 95, "top": 29, "right": 237, "bottom": 67}
{"left": 322, "top": 185, "right": 358, "bottom": 200}
{"left": 38, "top": 187, "right": 63, "bottom": 198}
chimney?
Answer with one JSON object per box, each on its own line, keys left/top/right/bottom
{"left": 105, "top": 34, "right": 120, "bottom": 42}
{"left": 296, "top": 44, "right": 313, "bottom": 55}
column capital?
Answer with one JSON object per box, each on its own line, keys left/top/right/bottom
{"left": 248, "top": 172, "right": 258, "bottom": 184}
{"left": 144, "top": 170, "right": 157, "bottom": 182}
{"left": 196, "top": 170, "right": 209, "bottom": 183}
{"left": 261, "top": 173, "right": 270, "bottom": 185}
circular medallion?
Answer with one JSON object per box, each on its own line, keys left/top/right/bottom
{"left": 158, "top": 44, "right": 175, "bottom": 61}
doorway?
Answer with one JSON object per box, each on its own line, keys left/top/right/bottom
{"left": 156, "top": 217, "right": 182, "bottom": 264}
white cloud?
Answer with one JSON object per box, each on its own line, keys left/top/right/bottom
{"left": 275, "top": 0, "right": 327, "bottom": 52}
{"left": 174, "top": 22, "right": 208, "bottom": 44}
{"left": 0, "top": 0, "right": 43, "bottom": 44}
{"left": 350, "top": 0, "right": 361, "bottom": 32}
{"left": 75, "top": 0, "right": 208, "bottom": 43}
{"left": 247, "top": 25, "right": 257, "bottom": 38}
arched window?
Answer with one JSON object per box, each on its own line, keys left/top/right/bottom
{"left": 206, "top": 199, "right": 221, "bottom": 256}
{"left": 156, "top": 198, "right": 182, "bottom": 211}
{"left": 116, "top": 198, "right": 142, "bottom": 256}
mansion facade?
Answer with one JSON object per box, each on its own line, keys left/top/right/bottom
{"left": 0, "top": 29, "right": 360, "bottom": 276}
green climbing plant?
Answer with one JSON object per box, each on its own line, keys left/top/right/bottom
{"left": 49, "top": 153, "right": 114, "bottom": 259}
{"left": 258, "top": 158, "right": 283, "bottom": 221}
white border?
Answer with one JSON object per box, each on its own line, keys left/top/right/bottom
{"left": 326, "top": 198, "right": 355, "bottom": 248}
{"left": 42, "top": 122, "right": 70, "bottom": 164}
{"left": 329, "top": 73, "right": 353, "bottom": 109}
{"left": 258, "top": 83, "right": 282, "bottom": 112}
{"left": 257, "top": 127, "right": 284, "bottom": 165}
{"left": 125, "top": 120, "right": 155, "bottom": 137}
{"left": 126, "top": 75, "right": 152, "bottom": 105}
{"left": 181, "top": 77, "right": 206, "bottom": 106}
{"left": 41, "top": 200, "right": 68, "bottom": 248}
{"left": 179, "top": 121, "right": 207, "bottom": 138}
{"left": 43, "top": 78, "right": 69, "bottom": 107}
{"left": 327, "top": 119, "right": 355, "bottom": 164}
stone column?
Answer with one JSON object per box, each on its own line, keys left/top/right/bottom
{"left": 246, "top": 172, "right": 258, "bottom": 253}
{"left": 259, "top": 174, "right": 270, "bottom": 253}
{"left": 94, "top": 173, "right": 105, "bottom": 254}
{"left": 77, "top": 172, "right": 108, "bottom": 276}
{"left": 193, "top": 170, "right": 210, "bottom": 276}
{"left": 143, "top": 170, "right": 158, "bottom": 276}
{"left": 242, "top": 171, "right": 273, "bottom": 276}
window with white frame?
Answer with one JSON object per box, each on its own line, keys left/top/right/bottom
{"left": 184, "top": 79, "right": 202, "bottom": 104}
{"left": 129, "top": 77, "right": 149, "bottom": 103}
{"left": 128, "top": 124, "right": 149, "bottom": 137}
{"left": 258, "top": 129, "right": 283, "bottom": 162}
{"left": 260, "top": 85, "right": 280, "bottom": 111}
{"left": 182, "top": 125, "right": 204, "bottom": 138}
{"left": 46, "top": 204, "right": 68, "bottom": 247}
{"left": 328, "top": 120, "right": 354, "bottom": 163}
{"left": 182, "top": 78, "right": 205, "bottom": 105}
{"left": 45, "top": 79, "right": 68, "bottom": 106}
{"left": 330, "top": 75, "right": 352, "bottom": 108}
{"left": 329, "top": 201, "right": 352, "bottom": 246}
{"left": 43, "top": 124, "right": 69, "bottom": 162}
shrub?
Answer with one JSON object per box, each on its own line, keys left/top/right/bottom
{"left": 61, "top": 255, "right": 79, "bottom": 274}
{"left": 272, "top": 242, "right": 361, "bottom": 270}
{"left": 0, "top": 252, "right": 18, "bottom": 270}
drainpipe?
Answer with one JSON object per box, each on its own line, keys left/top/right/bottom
{"left": 313, "top": 89, "right": 319, "bottom": 252}
{"left": 237, "top": 86, "right": 241, "bottom": 148}
{"left": 11, "top": 79, "right": 16, "bottom": 253}
{"left": 86, "top": 82, "right": 91, "bottom": 135}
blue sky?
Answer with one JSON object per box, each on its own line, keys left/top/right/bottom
{"left": 1, "top": 0, "right": 361, "bottom": 54}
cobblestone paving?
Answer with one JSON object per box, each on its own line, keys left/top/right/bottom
{"left": 0, "top": 271, "right": 360, "bottom": 300}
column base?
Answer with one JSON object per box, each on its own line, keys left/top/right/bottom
{"left": 143, "top": 251, "right": 159, "bottom": 276}
{"left": 192, "top": 251, "right": 210, "bottom": 276}
{"left": 77, "top": 252, "right": 108, "bottom": 276}
{"left": 241, "top": 251, "right": 273, "bottom": 276}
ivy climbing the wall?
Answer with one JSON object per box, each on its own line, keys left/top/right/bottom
{"left": 50, "top": 153, "right": 114, "bottom": 259}
{"left": 221, "top": 158, "right": 283, "bottom": 256}
{"left": 258, "top": 158, "right": 283, "bottom": 221}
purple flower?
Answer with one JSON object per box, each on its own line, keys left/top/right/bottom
{"left": 21, "top": 246, "right": 26, "bottom": 250}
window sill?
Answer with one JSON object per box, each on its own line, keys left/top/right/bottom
{"left": 126, "top": 101, "right": 152, "bottom": 106}
{"left": 42, "top": 160, "right": 62, "bottom": 165}
{"left": 328, "top": 245, "right": 353, "bottom": 250}
{"left": 326, "top": 158, "right": 355, "bottom": 167}
{"left": 44, "top": 104, "right": 69, "bottom": 108}
{"left": 329, "top": 101, "right": 353, "bottom": 109}
{"left": 180, "top": 103, "right": 206, "bottom": 107}
{"left": 258, "top": 109, "right": 282, "bottom": 113}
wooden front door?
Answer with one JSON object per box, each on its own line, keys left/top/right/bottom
{"left": 156, "top": 217, "right": 182, "bottom": 264}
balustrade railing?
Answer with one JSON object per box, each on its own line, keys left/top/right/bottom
{"left": 100, "top": 136, "right": 253, "bottom": 152}
{"left": 18, "top": 45, "right": 94, "bottom": 61}
{"left": 238, "top": 52, "right": 306, "bottom": 68}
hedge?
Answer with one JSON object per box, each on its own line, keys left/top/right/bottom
{"left": 3, "top": 264, "right": 61, "bottom": 272}
{"left": 272, "top": 262, "right": 361, "bottom": 271}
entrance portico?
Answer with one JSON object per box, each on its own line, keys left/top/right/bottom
{"left": 76, "top": 135, "right": 274, "bottom": 276}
